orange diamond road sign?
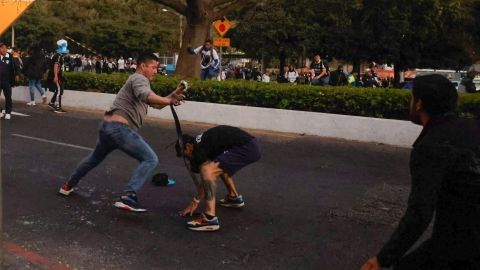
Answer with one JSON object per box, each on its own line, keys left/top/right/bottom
{"left": 213, "top": 37, "right": 230, "bottom": 47}
{"left": 213, "top": 18, "right": 231, "bottom": 37}
{"left": 0, "top": 0, "right": 36, "bottom": 35}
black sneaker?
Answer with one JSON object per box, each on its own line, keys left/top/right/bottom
{"left": 48, "top": 102, "right": 56, "bottom": 110}
{"left": 186, "top": 214, "right": 220, "bottom": 232}
{"left": 54, "top": 107, "right": 67, "bottom": 113}
{"left": 219, "top": 195, "right": 245, "bottom": 208}
{"left": 114, "top": 193, "right": 147, "bottom": 212}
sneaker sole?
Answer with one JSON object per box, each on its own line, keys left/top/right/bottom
{"left": 187, "top": 225, "right": 220, "bottom": 232}
{"left": 54, "top": 111, "right": 66, "bottom": 114}
{"left": 219, "top": 202, "right": 245, "bottom": 208}
{"left": 59, "top": 188, "right": 73, "bottom": 196}
{"left": 114, "top": 202, "right": 147, "bottom": 212}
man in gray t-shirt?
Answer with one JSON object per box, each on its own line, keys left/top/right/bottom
{"left": 58, "top": 53, "right": 186, "bottom": 212}
{"left": 106, "top": 72, "right": 155, "bottom": 130}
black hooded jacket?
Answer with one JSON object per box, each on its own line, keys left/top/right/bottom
{"left": 378, "top": 114, "right": 480, "bottom": 268}
{"left": 0, "top": 53, "right": 16, "bottom": 86}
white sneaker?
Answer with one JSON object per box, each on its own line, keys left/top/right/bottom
{"left": 4, "top": 114, "right": 11, "bottom": 120}
{"left": 27, "top": 101, "right": 36, "bottom": 106}
{"left": 42, "top": 95, "right": 47, "bottom": 104}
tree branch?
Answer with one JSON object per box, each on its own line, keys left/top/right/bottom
{"left": 212, "top": 0, "right": 238, "bottom": 6}
{"left": 150, "top": 0, "right": 187, "bottom": 15}
{"left": 212, "top": 0, "right": 261, "bottom": 18}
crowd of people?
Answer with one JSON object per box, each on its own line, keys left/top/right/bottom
{"left": 2, "top": 37, "right": 478, "bottom": 121}
{"left": 4, "top": 37, "right": 398, "bottom": 94}
{"left": 186, "top": 40, "right": 395, "bottom": 87}
{"left": 57, "top": 52, "right": 395, "bottom": 89}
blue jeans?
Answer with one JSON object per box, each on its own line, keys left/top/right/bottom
{"left": 200, "top": 67, "right": 216, "bottom": 80}
{"left": 67, "top": 121, "right": 159, "bottom": 193}
{"left": 28, "top": 79, "right": 46, "bottom": 101}
{"left": 311, "top": 76, "right": 330, "bottom": 86}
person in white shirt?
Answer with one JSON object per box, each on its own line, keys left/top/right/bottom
{"left": 188, "top": 39, "right": 219, "bottom": 80}
{"left": 285, "top": 65, "right": 299, "bottom": 83}
{"left": 216, "top": 68, "right": 226, "bottom": 81}
{"left": 118, "top": 56, "right": 126, "bottom": 73}
{"left": 469, "top": 60, "right": 480, "bottom": 77}
{"left": 262, "top": 73, "right": 271, "bottom": 83}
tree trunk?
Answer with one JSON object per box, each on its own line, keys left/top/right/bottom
{"left": 153, "top": 0, "right": 259, "bottom": 78}
{"left": 278, "top": 50, "right": 286, "bottom": 82}
{"left": 175, "top": 0, "right": 211, "bottom": 78}
{"left": 175, "top": 20, "right": 210, "bottom": 78}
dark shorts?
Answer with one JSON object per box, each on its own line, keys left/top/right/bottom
{"left": 214, "top": 138, "right": 261, "bottom": 176}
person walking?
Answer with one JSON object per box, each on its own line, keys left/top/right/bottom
{"left": 47, "top": 39, "right": 69, "bottom": 113}
{"left": 361, "top": 75, "right": 480, "bottom": 270}
{"left": 23, "top": 43, "right": 47, "bottom": 106}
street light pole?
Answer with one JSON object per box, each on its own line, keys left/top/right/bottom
{"left": 179, "top": 15, "right": 182, "bottom": 49}
{"left": 162, "top": 8, "right": 183, "bottom": 50}
{"left": 11, "top": 26, "right": 15, "bottom": 48}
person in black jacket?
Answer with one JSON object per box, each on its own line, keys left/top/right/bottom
{"left": 329, "top": 65, "right": 348, "bottom": 86}
{"left": 361, "top": 74, "right": 480, "bottom": 270}
{"left": 23, "top": 44, "right": 47, "bottom": 106}
{"left": 0, "top": 42, "right": 16, "bottom": 120}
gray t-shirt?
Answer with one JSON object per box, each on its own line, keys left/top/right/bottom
{"left": 106, "top": 72, "right": 152, "bottom": 130}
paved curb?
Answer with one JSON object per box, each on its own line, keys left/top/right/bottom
{"left": 11, "top": 86, "right": 421, "bottom": 147}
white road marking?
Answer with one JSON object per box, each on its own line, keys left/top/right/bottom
{"left": 11, "top": 134, "right": 94, "bottom": 151}
{"left": 10, "top": 112, "right": 30, "bottom": 117}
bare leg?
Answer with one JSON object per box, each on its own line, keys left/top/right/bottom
{"left": 220, "top": 173, "right": 239, "bottom": 198}
{"left": 200, "top": 162, "right": 223, "bottom": 217}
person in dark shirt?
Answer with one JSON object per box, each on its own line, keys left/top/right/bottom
{"left": 47, "top": 39, "right": 70, "bottom": 113}
{"left": 23, "top": 43, "right": 48, "bottom": 106}
{"left": 329, "top": 65, "right": 348, "bottom": 86}
{"left": 362, "top": 69, "right": 380, "bottom": 88}
{"left": 176, "top": 125, "right": 261, "bottom": 231}
{"left": 361, "top": 74, "right": 480, "bottom": 270}
{"left": 0, "top": 42, "right": 16, "bottom": 120}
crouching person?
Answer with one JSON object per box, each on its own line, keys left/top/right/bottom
{"left": 177, "top": 125, "right": 261, "bottom": 231}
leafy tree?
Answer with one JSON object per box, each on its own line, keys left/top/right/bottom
{"left": 230, "top": 0, "right": 310, "bottom": 70}
{"left": 5, "top": 0, "right": 177, "bottom": 57}
{"left": 150, "top": 0, "right": 264, "bottom": 78}
{"left": 233, "top": 0, "right": 476, "bottom": 85}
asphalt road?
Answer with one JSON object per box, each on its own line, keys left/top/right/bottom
{"left": 1, "top": 103, "right": 416, "bottom": 269}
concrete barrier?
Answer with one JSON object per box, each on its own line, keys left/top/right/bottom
{"left": 11, "top": 86, "right": 422, "bottom": 147}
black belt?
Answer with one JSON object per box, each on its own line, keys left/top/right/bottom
{"left": 170, "top": 101, "right": 200, "bottom": 188}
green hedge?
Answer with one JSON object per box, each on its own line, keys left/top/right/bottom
{"left": 62, "top": 72, "right": 480, "bottom": 121}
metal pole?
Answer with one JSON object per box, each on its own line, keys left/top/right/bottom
{"left": 11, "top": 26, "right": 14, "bottom": 48}
{"left": 179, "top": 15, "right": 183, "bottom": 49}
{"left": 219, "top": 45, "right": 223, "bottom": 81}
